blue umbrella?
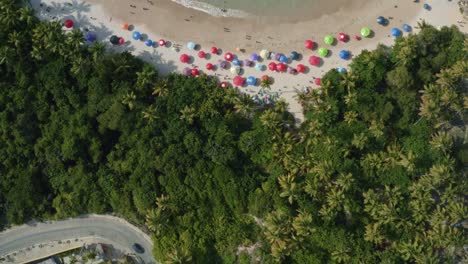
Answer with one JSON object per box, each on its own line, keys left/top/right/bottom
{"left": 377, "top": 16, "right": 386, "bottom": 25}
{"left": 402, "top": 24, "right": 412, "bottom": 32}
{"left": 275, "top": 53, "right": 282, "bottom": 61}
{"left": 255, "top": 63, "right": 264, "bottom": 71}
{"left": 339, "top": 50, "right": 350, "bottom": 60}
{"left": 182, "top": 67, "right": 191, "bottom": 76}
{"left": 219, "top": 61, "right": 228, "bottom": 69}
{"left": 251, "top": 53, "right": 259, "bottom": 61}
{"left": 279, "top": 55, "right": 288, "bottom": 63}
{"left": 391, "top": 28, "right": 402, "bottom": 37}
{"left": 290, "top": 51, "right": 299, "bottom": 60}
{"left": 247, "top": 76, "right": 257, "bottom": 86}
{"left": 337, "top": 67, "right": 347, "bottom": 74}
{"left": 132, "top": 31, "right": 141, "bottom": 40}
{"left": 145, "top": 39, "right": 153, "bottom": 47}
{"left": 232, "top": 58, "right": 241, "bottom": 66}
{"left": 187, "top": 41, "right": 196, "bottom": 50}
{"left": 85, "top": 32, "right": 96, "bottom": 42}
{"left": 270, "top": 52, "right": 276, "bottom": 60}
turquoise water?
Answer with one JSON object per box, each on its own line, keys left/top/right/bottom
{"left": 199, "top": 0, "right": 308, "bottom": 16}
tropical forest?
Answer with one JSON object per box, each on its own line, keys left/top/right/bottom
{"left": 0, "top": 1, "right": 467, "bottom": 263}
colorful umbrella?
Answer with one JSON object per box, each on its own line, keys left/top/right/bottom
{"left": 268, "top": 62, "right": 277, "bottom": 71}
{"left": 260, "top": 49, "right": 270, "bottom": 60}
{"left": 296, "top": 64, "right": 306, "bottom": 73}
{"left": 361, "top": 27, "right": 371, "bottom": 37}
{"left": 402, "top": 24, "right": 412, "bottom": 32}
{"left": 233, "top": 76, "right": 245, "bottom": 86}
{"left": 85, "top": 33, "right": 96, "bottom": 42}
{"left": 206, "top": 63, "right": 214, "bottom": 70}
{"left": 183, "top": 67, "right": 191, "bottom": 76}
{"left": 324, "top": 35, "right": 334, "bottom": 45}
{"left": 288, "top": 68, "right": 298, "bottom": 75}
{"left": 318, "top": 47, "right": 328, "bottom": 57}
{"left": 391, "top": 28, "right": 402, "bottom": 37}
{"left": 232, "top": 58, "right": 241, "bottom": 66}
{"left": 219, "top": 61, "right": 228, "bottom": 69}
{"left": 121, "top": 23, "right": 129, "bottom": 30}
{"left": 255, "top": 63, "right": 264, "bottom": 71}
{"left": 244, "top": 60, "right": 253, "bottom": 67}
{"left": 423, "top": 3, "right": 430, "bottom": 10}
{"left": 187, "top": 41, "right": 196, "bottom": 50}
{"left": 315, "top": 78, "right": 321, "bottom": 86}
{"left": 191, "top": 68, "right": 200, "bottom": 76}
{"left": 247, "top": 76, "right": 256, "bottom": 86}
{"left": 339, "top": 50, "right": 350, "bottom": 60}
{"left": 337, "top": 67, "right": 347, "bottom": 73}
{"left": 132, "top": 31, "right": 141, "bottom": 40}
{"left": 275, "top": 53, "right": 283, "bottom": 61}
{"left": 277, "top": 63, "right": 287, "bottom": 72}
{"left": 309, "top": 55, "right": 321, "bottom": 66}
{"left": 180, "top": 54, "right": 190, "bottom": 63}
{"left": 230, "top": 66, "right": 240, "bottom": 75}
{"left": 279, "top": 55, "right": 288, "bottom": 63}
{"left": 211, "top": 47, "right": 218, "bottom": 54}
{"left": 338, "top": 32, "right": 348, "bottom": 42}
{"left": 377, "top": 16, "right": 386, "bottom": 25}
{"left": 304, "top": 39, "right": 314, "bottom": 49}
{"left": 220, "top": 82, "right": 229, "bottom": 88}
{"left": 251, "top": 53, "right": 259, "bottom": 61}
{"left": 290, "top": 51, "right": 299, "bottom": 60}
{"left": 145, "top": 39, "right": 153, "bottom": 47}
{"left": 64, "top": 19, "right": 74, "bottom": 28}
{"left": 159, "top": 39, "right": 166, "bottom": 47}
{"left": 119, "top": 38, "right": 125, "bottom": 45}
{"left": 110, "top": 35, "right": 120, "bottom": 45}
{"left": 224, "top": 52, "right": 234, "bottom": 62}
{"left": 198, "top": 51, "right": 206, "bottom": 59}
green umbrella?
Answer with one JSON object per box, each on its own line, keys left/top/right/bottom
{"left": 361, "top": 27, "right": 371, "bottom": 37}
{"left": 318, "top": 47, "right": 328, "bottom": 57}
{"left": 324, "top": 35, "right": 334, "bottom": 45}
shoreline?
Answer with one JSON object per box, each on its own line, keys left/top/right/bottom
{"left": 30, "top": 0, "right": 466, "bottom": 122}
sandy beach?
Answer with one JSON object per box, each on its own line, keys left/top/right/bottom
{"left": 30, "top": 0, "right": 467, "bottom": 121}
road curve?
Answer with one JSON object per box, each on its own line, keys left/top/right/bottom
{"left": 0, "top": 214, "right": 156, "bottom": 263}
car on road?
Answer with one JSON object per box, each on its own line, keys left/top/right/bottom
{"left": 132, "top": 243, "right": 145, "bottom": 254}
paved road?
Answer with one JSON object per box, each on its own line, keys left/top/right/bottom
{"left": 0, "top": 214, "right": 156, "bottom": 263}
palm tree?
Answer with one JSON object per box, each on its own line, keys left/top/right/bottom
{"left": 260, "top": 76, "right": 273, "bottom": 89}
{"left": 122, "top": 91, "right": 136, "bottom": 110}
{"left": 165, "top": 248, "right": 192, "bottom": 264}
{"left": 152, "top": 79, "right": 169, "bottom": 97}
{"left": 18, "top": 6, "right": 36, "bottom": 27}
{"left": 344, "top": 111, "right": 358, "bottom": 124}
{"left": 274, "top": 99, "right": 288, "bottom": 113}
{"left": 136, "top": 65, "right": 157, "bottom": 91}
{"left": 88, "top": 42, "right": 106, "bottom": 62}
{"left": 8, "top": 31, "right": 23, "bottom": 50}
{"left": 180, "top": 106, "right": 196, "bottom": 124}
{"left": 260, "top": 109, "right": 281, "bottom": 131}
{"left": 0, "top": 46, "right": 15, "bottom": 66}
{"left": 364, "top": 223, "right": 384, "bottom": 244}
{"left": 264, "top": 210, "right": 293, "bottom": 259}
{"left": 292, "top": 210, "right": 314, "bottom": 237}
{"left": 233, "top": 93, "right": 255, "bottom": 117}
{"left": 278, "top": 174, "right": 300, "bottom": 205}
{"left": 0, "top": 2, "right": 20, "bottom": 29}
{"left": 142, "top": 105, "right": 159, "bottom": 123}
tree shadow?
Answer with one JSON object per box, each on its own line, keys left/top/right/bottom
{"left": 139, "top": 50, "right": 178, "bottom": 76}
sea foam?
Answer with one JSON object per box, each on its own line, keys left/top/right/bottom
{"left": 171, "top": 0, "right": 251, "bottom": 18}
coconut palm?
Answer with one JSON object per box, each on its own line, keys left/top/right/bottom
{"left": 142, "top": 105, "right": 159, "bottom": 123}
{"left": 8, "top": 31, "right": 23, "bottom": 50}
{"left": 136, "top": 65, "right": 157, "bottom": 91}
{"left": 364, "top": 223, "right": 384, "bottom": 244}
{"left": 180, "top": 106, "right": 196, "bottom": 124}
{"left": 292, "top": 210, "right": 313, "bottom": 237}
{"left": 260, "top": 76, "right": 273, "bottom": 89}
{"left": 88, "top": 42, "right": 106, "bottom": 62}
{"left": 122, "top": 91, "right": 136, "bottom": 110}
{"left": 274, "top": 99, "right": 288, "bottom": 113}
{"left": 260, "top": 109, "right": 281, "bottom": 131}
{"left": 0, "top": 2, "right": 19, "bottom": 29}
{"left": 278, "top": 174, "right": 300, "bottom": 205}
{"left": 233, "top": 93, "right": 255, "bottom": 117}
{"left": 0, "top": 46, "right": 14, "bottom": 66}
{"left": 165, "top": 248, "right": 192, "bottom": 264}
{"left": 18, "top": 6, "right": 35, "bottom": 27}
{"left": 152, "top": 79, "right": 169, "bottom": 97}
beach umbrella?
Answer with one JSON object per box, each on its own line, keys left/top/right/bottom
{"left": 377, "top": 16, "right": 386, "bottom": 25}
{"left": 251, "top": 53, "right": 259, "bottom": 61}
{"left": 180, "top": 54, "right": 190, "bottom": 63}
{"left": 318, "top": 47, "right": 328, "bottom": 57}
{"left": 121, "top": 23, "right": 129, "bottom": 30}
{"left": 224, "top": 52, "right": 234, "bottom": 62}
{"left": 361, "top": 27, "right": 371, "bottom": 37}
{"left": 402, "top": 24, "right": 412, "bottom": 32}
{"left": 219, "top": 61, "right": 228, "bottom": 69}
{"left": 85, "top": 32, "right": 96, "bottom": 42}
{"left": 290, "top": 51, "right": 299, "bottom": 60}
{"left": 220, "top": 82, "right": 229, "bottom": 88}
{"left": 187, "top": 41, "right": 196, "bottom": 50}
{"left": 132, "top": 31, "right": 141, "bottom": 40}
{"left": 260, "top": 49, "right": 270, "bottom": 60}
{"left": 230, "top": 66, "right": 240, "bottom": 75}
{"left": 304, "top": 39, "right": 315, "bottom": 49}
{"left": 309, "top": 55, "right": 321, "bottom": 66}
{"left": 277, "top": 63, "right": 287, "bottom": 72}
{"left": 354, "top": 35, "right": 361, "bottom": 41}
{"left": 110, "top": 35, "right": 120, "bottom": 45}
{"left": 255, "top": 63, "right": 264, "bottom": 71}
{"left": 339, "top": 50, "right": 350, "bottom": 60}
{"left": 268, "top": 62, "right": 277, "bottom": 71}
{"left": 391, "top": 28, "right": 402, "bottom": 37}
{"left": 145, "top": 39, "right": 153, "bottom": 47}
{"left": 338, "top": 32, "right": 348, "bottom": 42}
{"left": 159, "top": 39, "right": 166, "bottom": 47}
{"left": 233, "top": 76, "right": 245, "bottom": 86}
{"left": 324, "top": 35, "right": 334, "bottom": 45}
{"left": 191, "top": 68, "right": 200, "bottom": 76}
{"left": 198, "top": 51, "right": 206, "bottom": 59}
{"left": 315, "top": 78, "right": 321, "bottom": 86}
{"left": 337, "top": 67, "right": 347, "bottom": 73}
{"left": 423, "top": 3, "right": 430, "bottom": 10}
{"left": 206, "top": 63, "right": 214, "bottom": 70}
{"left": 247, "top": 76, "right": 257, "bottom": 86}
{"left": 232, "top": 58, "right": 241, "bottom": 66}
{"left": 183, "top": 67, "right": 191, "bottom": 76}
{"left": 275, "top": 53, "right": 282, "bottom": 61}
{"left": 244, "top": 60, "right": 253, "bottom": 67}
{"left": 279, "top": 54, "right": 288, "bottom": 63}
{"left": 296, "top": 64, "right": 306, "bottom": 73}
{"left": 64, "top": 19, "right": 74, "bottom": 28}
{"left": 288, "top": 68, "right": 297, "bottom": 75}
{"left": 211, "top": 46, "right": 218, "bottom": 54}
{"left": 119, "top": 38, "right": 125, "bottom": 45}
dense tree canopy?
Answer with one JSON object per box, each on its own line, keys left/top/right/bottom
{"left": 0, "top": 1, "right": 467, "bottom": 263}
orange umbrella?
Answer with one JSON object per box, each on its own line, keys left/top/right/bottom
{"left": 122, "top": 23, "right": 129, "bottom": 30}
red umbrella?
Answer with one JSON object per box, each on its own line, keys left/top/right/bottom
{"left": 224, "top": 52, "right": 234, "bottom": 62}
{"left": 119, "top": 38, "right": 125, "bottom": 45}
{"left": 296, "top": 64, "right": 306, "bottom": 73}
{"left": 220, "top": 82, "right": 229, "bottom": 88}
{"left": 309, "top": 56, "right": 321, "bottom": 66}
{"left": 338, "top": 32, "right": 348, "bottom": 42}
{"left": 198, "top": 51, "right": 206, "bottom": 59}
{"left": 233, "top": 76, "right": 245, "bottom": 86}
{"left": 159, "top": 39, "right": 166, "bottom": 47}
{"left": 191, "top": 68, "right": 200, "bottom": 76}
{"left": 277, "top": 63, "right": 287, "bottom": 72}
{"left": 211, "top": 47, "right": 218, "bottom": 54}
{"left": 304, "top": 39, "right": 315, "bottom": 49}
{"left": 268, "top": 62, "right": 277, "bottom": 71}
{"left": 261, "top": 75, "right": 270, "bottom": 82}
{"left": 64, "top": 19, "right": 74, "bottom": 28}
{"left": 180, "top": 54, "right": 190, "bottom": 63}
{"left": 206, "top": 63, "right": 214, "bottom": 70}
{"left": 315, "top": 78, "right": 321, "bottom": 86}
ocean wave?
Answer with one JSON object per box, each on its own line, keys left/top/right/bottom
{"left": 171, "top": 0, "right": 251, "bottom": 18}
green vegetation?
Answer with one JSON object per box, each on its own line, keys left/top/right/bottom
{"left": 0, "top": 1, "right": 467, "bottom": 263}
